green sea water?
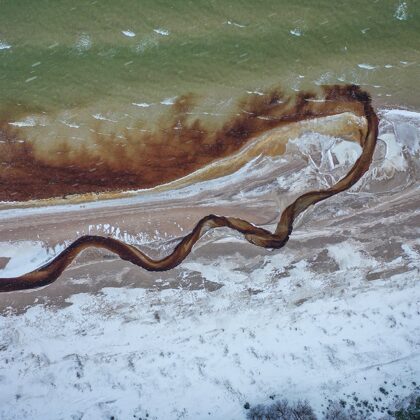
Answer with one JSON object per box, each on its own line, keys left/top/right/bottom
{"left": 1, "top": 0, "right": 419, "bottom": 127}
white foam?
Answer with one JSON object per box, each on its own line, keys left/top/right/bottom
{"left": 0, "top": 41, "right": 11, "bottom": 50}
{"left": 60, "top": 120, "right": 80, "bottom": 129}
{"left": 160, "top": 96, "right": 177, "bottom": 105}
{"left": 290, "top": 28, "right": 302, "bottom": 36}
{"left": 153, "top": 28, "right": 169, "bottom": 36}
{"left": 357, "top": 63, "right": 376, "bottom": 70}
{"left": 132, "top": 102, "right": 152, "bottom": 108}
{"left": 121, "top": 30, "right": 136, "bottom": 37}
{"left": 92, "top": 113, "right": 117, "bottom": 123}
{"left": 135, "top": 37, "right": 159, "bottom": 53}
{"left": 246, "top": 90, "right": 264, "bottom": 96}
{"left": 314, "top": 71, "right": 334, "bottom": 85}
{"left": 25, "top": 76, "right": 38, "bottom": 83}
{"left": 226, "top": 20, "right": 246, "bottom": 28}
{"left": 75, "top": 33, "right": 92, "bottom": 52}
{"left": 394, "top": 1, "right": 409, "bottom": 20}
{"left": 8, "top": 116, "right": 47, "bottom": 127}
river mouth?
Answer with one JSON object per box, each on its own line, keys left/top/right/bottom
{"left": 1, "top": 86, "right": 368, "bottom": 204}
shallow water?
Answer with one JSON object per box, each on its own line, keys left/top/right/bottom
{"left": 1, "top": 1, "right": 419, "bottom": 203}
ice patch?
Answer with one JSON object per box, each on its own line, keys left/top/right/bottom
{"left": 331, "top": 140, "right": 362, "bottom": 166}
{"left": 394, "top": 1, "right": 409, "bottom": 20}
{"left": 378, "top": 133, "right": 407, "bottom": 171}
{"left": 121, "top": 30, "right": 136, "bottom": 37}
{"left": 153, "top": 28, "right": 169, "bottom": 36}
{"left": 0, "top": 241, "right": 65, "bottom": 277}
{"left": 381, "top": 109, "right": 420, "bottom": 155}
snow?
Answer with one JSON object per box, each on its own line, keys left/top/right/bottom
{"left": 0, "top": 241, "right": 66, "bottom": 278}
{"left": 0, "top": 257, "right": 418, "bottom": 419}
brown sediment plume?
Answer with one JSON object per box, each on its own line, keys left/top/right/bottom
{"left": 2, "top": 86, "right": 364, "bottom": 202}
{"left": 0, "top": 84, "right": 378, "bottom": 292}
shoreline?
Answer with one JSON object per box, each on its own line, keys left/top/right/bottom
{"left": 1, "top": 105, "right": 418, "bottom": 215}
{"left": 0, "top": 111, "right": 366, "bottom": 213}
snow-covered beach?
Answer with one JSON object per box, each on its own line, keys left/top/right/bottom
{"left": 0, "top": 109, "right": 419, "bottom": 419}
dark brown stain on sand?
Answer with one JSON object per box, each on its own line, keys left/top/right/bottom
{"left": 0, "top": 84, "right": 379, "bottom": 292}
{"left": 0, "top": 86, "right": 364, "bottom": 201}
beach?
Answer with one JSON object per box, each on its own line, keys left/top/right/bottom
{"left": 1, "top": 107, "right": 419, "bottom": 418}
